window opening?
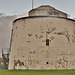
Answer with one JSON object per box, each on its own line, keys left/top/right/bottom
{"left": 46, "top": 39, "right": 49, "bottom": 46}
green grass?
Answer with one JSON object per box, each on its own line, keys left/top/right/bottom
{"left": 0, "top": 70, "right": 75, "bottom": 75}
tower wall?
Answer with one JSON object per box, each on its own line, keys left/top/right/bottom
{"left": 9, "top": 17, "right": 75, "bottom": 69}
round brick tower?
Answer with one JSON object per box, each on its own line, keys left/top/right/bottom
{"left": 9, "top": 5, "right": 75, "bottom": 70}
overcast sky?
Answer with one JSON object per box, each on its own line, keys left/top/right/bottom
{"left": 0, "top": 0, "right": 75, "bottom": 18}
{"left": 0, "top": 0, "right": 75, "bottom": 57}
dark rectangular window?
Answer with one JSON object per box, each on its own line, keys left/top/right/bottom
{"left": 46, "top": 39, "right": 49, "bottom": 46}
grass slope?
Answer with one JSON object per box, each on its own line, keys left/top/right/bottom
{"left": 0, "top": 70, "right": 75, "bottom": 75}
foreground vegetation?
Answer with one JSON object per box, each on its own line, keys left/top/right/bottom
{"left": 0, "top": 70, "right": 75, "bottom": 75}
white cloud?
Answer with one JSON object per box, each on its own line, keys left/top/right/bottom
{"left": 0, "top": 13, "right": 28, "bottom": 57}
{"left": 0, "top": 15, "right": 16, "bottom": 57}
{"left": 16, "top": 13, "right": 28, "bottom": 18}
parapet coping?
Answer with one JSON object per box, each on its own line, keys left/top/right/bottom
{"left": 13, "top": 16, "right": 75, "bottom": 23}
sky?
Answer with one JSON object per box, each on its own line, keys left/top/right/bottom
{"left": 0, "top": 0, "right": 75, "bottom": 18}
{"left": 0, "top": 0, "right": 75, "bottom": 57}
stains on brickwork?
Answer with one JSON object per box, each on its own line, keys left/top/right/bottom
{"left": 35, "top": 34, "right": 38, "bottom": 39}
{"left": 73, "top": 30, "right": 75, "bottom": 34}
{"left": 40, "top": 23, "right": 56, "bottom": 34}
{"left": 49, "top": 36, "right": 54, "bottom": 42}
{"left": 28, "top": 33, "right": 32, "bottom": 36}
{"left": 54, "top": 29, "right": 71, "bottom": 44}
{"left": 55, "top": 52, "right": 74, "bottom": 69}
{"left": 41, "top": 29, "right": 45, "bottom": 33}
{"left": 16, "top": 27, "right": 17, "bottom": 29}
{"left": 40, "top": 25, "right": 45, "bottom": 33}
{"left": 46, "top": 27, "right": 56, "bottom": 34}
{"left": 35, "top": 34, "right": 43, "bottom": 39}
{"left": 42, "top": 40, "right": 45, "bottom": 42}
{"left": 72, "top": 30, "right": 75, "bottom": 43}
{"left": 13, "top": 60, "right": 24, "bottom": 69}
{"left": 72, "top": 36, "right": 75, "bottom": 43}
{"left": 30, "top": 51, "right": 35, "bottom": 54}
{"left": 28, "top": 55, "right": 39, "bottom": 68}
{"left": 65, "top": 31, "right": 70, "bottom": 42}
{"left": 39, "top": 35, "right": 43, "bottom": 39}
{"left": 27, "top": 40, "right": 30, "bottom": 42}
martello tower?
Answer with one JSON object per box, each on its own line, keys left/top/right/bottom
{"left": 9, "top": 5, "right": 75, "bottom": 70}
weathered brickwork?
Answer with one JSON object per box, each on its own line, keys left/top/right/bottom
{"left": 9, "top": 5, "right": 75, "bottom": 70}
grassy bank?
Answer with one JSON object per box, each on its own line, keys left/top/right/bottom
{"left": 0, "top": 70, "right": 75, "bottom": 75}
